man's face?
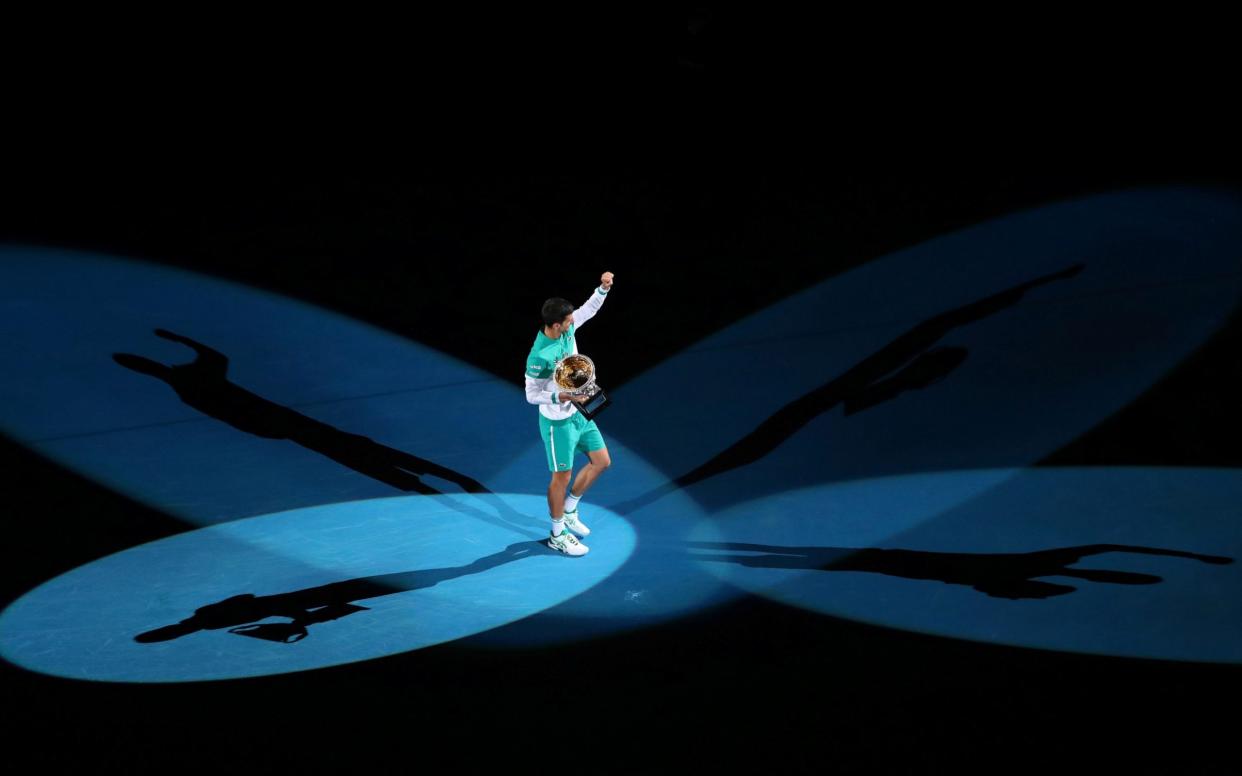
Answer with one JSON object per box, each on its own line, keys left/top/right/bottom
{"left": 556, "top": 313, "right": 573, "bottom": 334}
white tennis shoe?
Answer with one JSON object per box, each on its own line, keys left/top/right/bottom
{"left": 548, "top": 529, "right": 589, "bottom": 556}
{"left": 563, "top": 507, "right": 591, "bottom": 537}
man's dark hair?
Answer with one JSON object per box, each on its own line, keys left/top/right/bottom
{"left": 541, "top": 298, "right": 575, "bottom": 327}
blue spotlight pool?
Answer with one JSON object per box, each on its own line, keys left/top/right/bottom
{"left": 0, "top": 494, "right": 636, "bottom": 682}
{"left": 483, "top": 186, "right": 1242, "bottom": 648}
{"left": 0, "top": 246, "right": 728, "bottom": 646}
{"left": 0, "top": 246, "right": 546, "bottom": 523}
{"left": 606, "top": 187, "right": 1242, "bottom": 514}
{"left": 689, "top": 468, "right": 1242, "bottom": 663}
{"left": 4, "top": 185, "right": 1242, "bottom": 653}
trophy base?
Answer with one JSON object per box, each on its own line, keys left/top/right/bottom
{"left": 577, "top": 388, "right": 611, "bottom": 421}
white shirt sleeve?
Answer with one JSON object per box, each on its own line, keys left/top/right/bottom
{"left": 525, "top": 373, "right": 561, "bottom": 405}
{"left": 571, "top": 286, "right": 609, "bottom": 329}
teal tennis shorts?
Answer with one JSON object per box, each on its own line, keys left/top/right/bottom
{"left": 540, "top": 412, "right": 605, "bottom": 472}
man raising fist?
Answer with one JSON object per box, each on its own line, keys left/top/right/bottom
{"left": 524, "top": 271, "right": 615, "bottom": 556}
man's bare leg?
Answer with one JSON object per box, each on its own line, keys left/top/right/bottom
{"left": 569, "top": 447, "right": 612, "bottom": 500}
{"left": 548, "top": 469, "right": 573, "bottom": 522}
{"left": 546, "top": 468, "right": 588, "bottom": 554}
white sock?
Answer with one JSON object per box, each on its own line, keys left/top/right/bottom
{"left": 564, "top": 492, "right": 581, "bottom": 513}
{"left": 551, "top": 517, "right": 565, "bottom": 536}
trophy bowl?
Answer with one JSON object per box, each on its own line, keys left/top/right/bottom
{"left": 555, "top": 354, "right": 598, "bottom": 395}
{"left": 553, "top": 353, "right": 611, "bottom": 419}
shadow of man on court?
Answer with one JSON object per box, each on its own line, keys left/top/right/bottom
{"left": 134, "top": 540, "right": 548, "bottom": 643}
{"left": 688, "top": 540, "right": 1232, "bottom": 599}
{"left": 114, "top": 328, "right": 491, "bottom": 497}
{"left": 616, "top": 263, "right": 1084, "bottom": 513}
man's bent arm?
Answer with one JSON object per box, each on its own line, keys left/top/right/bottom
{"left": 571, "top": 285, "right": 609, "bottom": 329}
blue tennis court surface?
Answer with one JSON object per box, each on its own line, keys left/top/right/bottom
{"left": 3, "top": 186, "right": 1242, "bottom": 683}
{"left": 0, "top": 494, "right": 635, "bottom": 682}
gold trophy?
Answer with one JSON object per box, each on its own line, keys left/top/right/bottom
{"left": 554, "top": 353, "right": 611, "bottom": 420}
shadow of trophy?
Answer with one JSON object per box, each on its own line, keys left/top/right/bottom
{"left": 555, "top": 354, "right": 611, "bottom": 420}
